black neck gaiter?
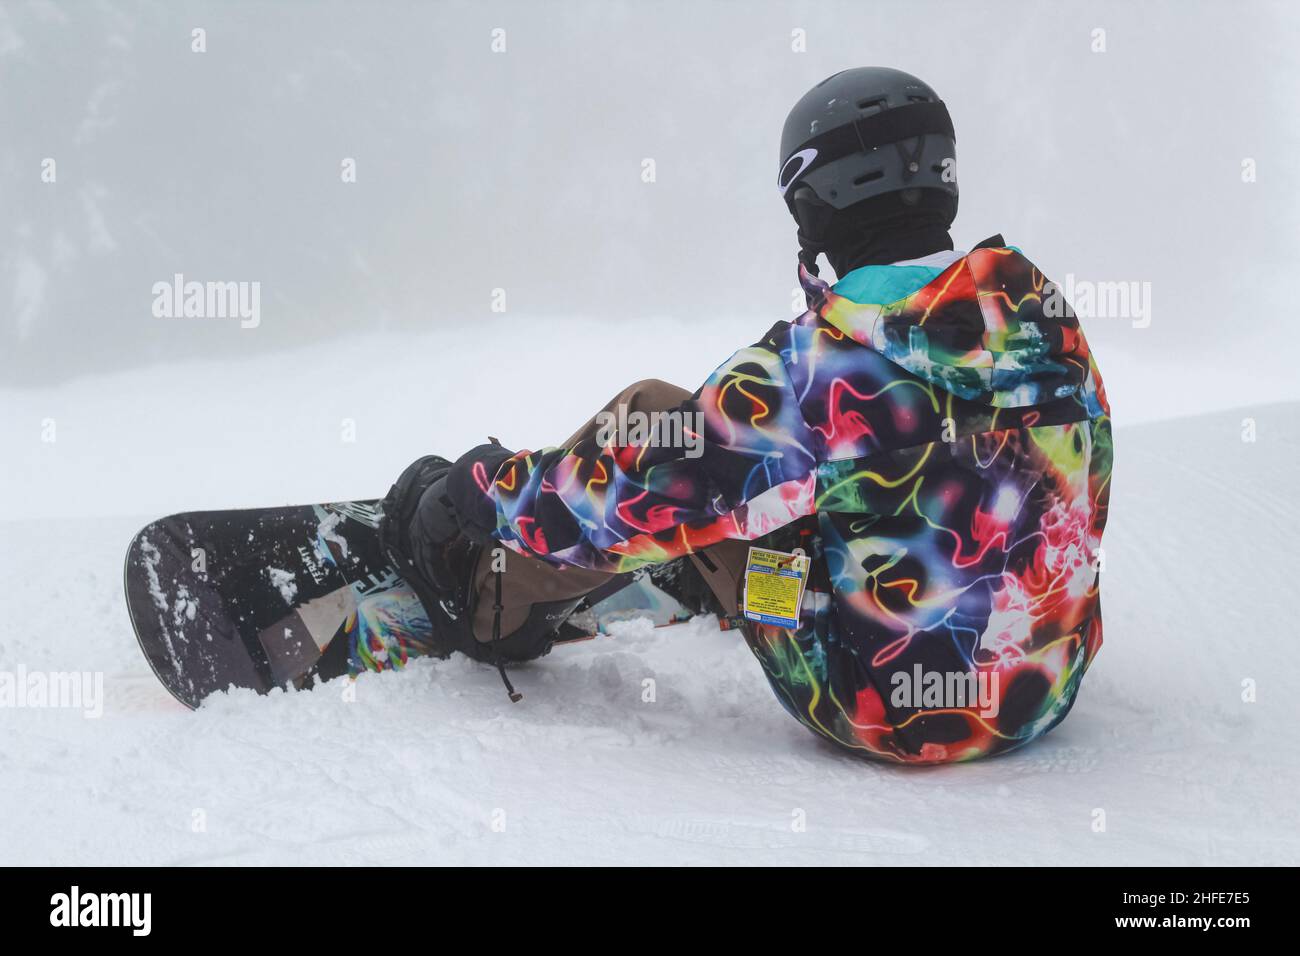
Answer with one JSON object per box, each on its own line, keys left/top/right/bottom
{"left": 823, "top": 190, "right": 957, "bottom": 277}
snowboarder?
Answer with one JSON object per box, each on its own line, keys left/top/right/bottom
{"left": 380, "top": 67, "right": 1113, "bottom": 763}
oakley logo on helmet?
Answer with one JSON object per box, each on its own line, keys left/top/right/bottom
{"left": 777, "top": 147, "right": 818, "bottom": 197}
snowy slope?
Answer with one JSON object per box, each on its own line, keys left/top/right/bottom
{"left": 1, "top": 391, "right": 1297, "bottom": 865}
{"left": 4, "top": 318, "right": 1298, "bottom": 525}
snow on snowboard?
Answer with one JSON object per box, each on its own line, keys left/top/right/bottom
{"left": 124, "top": 500, "right": 694, "bottom": 709}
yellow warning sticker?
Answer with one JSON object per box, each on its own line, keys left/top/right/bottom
{"left": 742, "top": 546, "right": 810, "bottom": 628}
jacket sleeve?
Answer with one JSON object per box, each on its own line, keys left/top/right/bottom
{"left": 478, "top": 331, "right": 819, "bottom": 572}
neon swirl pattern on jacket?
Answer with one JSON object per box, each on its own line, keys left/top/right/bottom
{"left": 485, "top": 247, "right": 1112, "bottom": 763}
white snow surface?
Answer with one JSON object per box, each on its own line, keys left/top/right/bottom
{"left": 1, "top": 338, "right": 1299, "bottom": 864}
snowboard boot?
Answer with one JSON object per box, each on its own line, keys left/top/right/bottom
{"left": 378, "top": 455, "right": 481, "bottom": 661}
{"left": 379, "top": 454, "right": 580, "bottom": 702}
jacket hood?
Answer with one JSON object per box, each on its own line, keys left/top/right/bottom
{"left": 797, "top": 246, "right": 1100, "bottom": 411}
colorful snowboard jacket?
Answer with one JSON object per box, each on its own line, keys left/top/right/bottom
{"left": 482, "top": 246, "right": 1112, "bottom": 763}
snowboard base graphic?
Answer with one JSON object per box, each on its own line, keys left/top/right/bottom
{"left": 124, "top": 500, "right": 693, "bottom": 709}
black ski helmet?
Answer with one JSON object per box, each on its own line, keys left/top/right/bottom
{"left": 779, "top": 68, "right": 958, "bottom": 271}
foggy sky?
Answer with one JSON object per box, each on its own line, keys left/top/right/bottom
{"left": 2, "top": 0, "right": 1296, "bottom": 385}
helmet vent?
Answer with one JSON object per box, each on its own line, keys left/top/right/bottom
{"left": 852, "top": 169, "right": 885, "bottom": 187}
{"left": 856, "top": 97, "right": 886, "bottom": 114}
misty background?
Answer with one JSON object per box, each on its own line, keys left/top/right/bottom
{"left": 2, "top": 0, "right": 1298, "bottom": 519}
{"left": 3, "top": 2, "right": 1298, "bottom": 868}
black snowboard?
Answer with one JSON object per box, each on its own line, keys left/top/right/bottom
{"left": 124, "top": 500, "right": 695, "bottom": 709}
